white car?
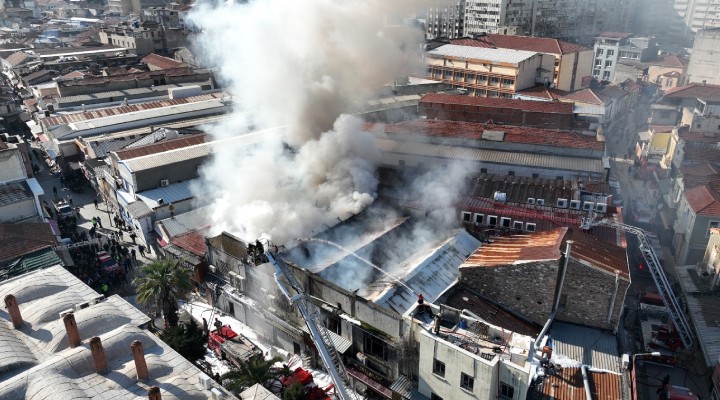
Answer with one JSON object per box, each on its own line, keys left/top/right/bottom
{"left": 608, "top": 178, "right": 620, "bottom": 189}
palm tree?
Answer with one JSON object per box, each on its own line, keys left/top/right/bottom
{"left": 133, "top": 258, "right": 193, "bottom": 328}
{"left": 221, "top": 354, "right": 284, "bottom": 393}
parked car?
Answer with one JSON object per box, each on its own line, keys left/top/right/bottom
{"left": 608, "top": 177, "right": 620, "bottom": 189}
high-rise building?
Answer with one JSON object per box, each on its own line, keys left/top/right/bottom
{"left": 532, "top": 0, "right": 635, "bottom": 44}
{"left": 687, "top": 27, "right": 720, "bottom": 84}
{"left": 634, "top": 0, "right": 720, "bottom": 46}
{"left": 425, "top": 0, "right": 465, "bottom": 39}
{"left": 463, "top": 0, "right": 533, "bottom": 37}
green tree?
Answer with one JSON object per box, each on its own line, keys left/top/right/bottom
{"left": 133, "top": 259, "right": 193, "bottom": 327}
{"left": 221, "top": 354, "right": 283, "bottom": 393}
{"left": 159, "top": 318, "right": 207, "bottom": 362}
{"left": 283, "top": 382, "right": 307, "bottom": 400}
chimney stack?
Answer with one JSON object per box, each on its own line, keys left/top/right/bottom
{"left": 4, "top": 294, "right": 23, "bottom": 328}
{"left": 89, "top": 336, "right": 107, "bottom": 373}
{"left": 147, "top": 386, "right": 162, "bottom": 400}
{"left": 131, "top": 340, "right": 149, "bottom": 381}
{"left": 63, "top": 313, "right": 81, "bottom": 348}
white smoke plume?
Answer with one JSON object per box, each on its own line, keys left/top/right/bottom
{"left": 188, "top": 0, "right": 423, "bottom": 244}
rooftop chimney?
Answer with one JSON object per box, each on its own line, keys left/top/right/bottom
{"left": 89, "top": 336, "right": 107, "bottom": 374}
{"left": 148, "top": 386, "right": 162, "bottom": 400}
{"left": 131, "top": 340, "right": 149, "bottom": 381}
{"left": 63, "top": 312, "right": 81, "bottom": 348}
{"left": 4, "top": 294, "right": 23, "bottom": 328}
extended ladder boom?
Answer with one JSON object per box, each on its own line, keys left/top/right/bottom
{"left": 582, "top": 218, "right": 693, "bottom": 349}
{"left": 267, "top": 252, "right": 355, "bottom": 400}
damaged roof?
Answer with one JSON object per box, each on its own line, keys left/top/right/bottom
{"left": 461, "top": 227, "right": 567, "bottom": 267}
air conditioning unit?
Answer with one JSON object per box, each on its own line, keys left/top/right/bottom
{"left": 527, "top": 197, "right": 536, "bottom": 205}
{"left": 556, "top": 198, "right": 568, "bottom": 208}
{"left": 583, "top": 202, "right": 595, "bottom": 211}
{"left": 570, "top": 200, "right": 582, "bottom": 210}
{"left": 210, "top": 388, "right": 224, "bottom": 400}
{"left": 235, "top": 275, "right": 246, "bottom": 291}
{"left": 74, "top": 301, "right": 90, "bottom": 311}
{"left": 536, "top": 199, "right": 545, "bottom": 206}
{"left": 92, "top": 295, "right": 105, "bottom": 305}
{"left": 227, "top": 271, "right": 238, "bottom": 285}
{"left": 199, "top": 374, "right": 213, "bottom": 390}
{"left": 595, "top": 203, "right": 608, "bottom": 213}
{"left": 59, "top": 309, "right": 74, "bottom": 319}
{"left": 160, "top": 179, "right": 169, "bottom": 187}
{"left": 208, "top": 265, "right": 217, "bottom": 273}
{"left": 357, "top": 352, "right": 368, "bottom": 366}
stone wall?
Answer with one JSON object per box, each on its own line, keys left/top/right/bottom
{"left": 459, "top": 261, "right": 559, "bottom": 326}
{"left": 556, "top": 258, "right": 630, "bottom": 331}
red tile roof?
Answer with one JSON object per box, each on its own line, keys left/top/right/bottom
{"left": 685, "top": 185, "right": 720, "bottom": 216}
{"left": 516, "top": 85, "right": 565, "bottom": 100}
{"left": 679, "top": 162, "right": 720, "bottom": 177}
{"left": 596, "top": 32, "right": 633, "bottom": 39}
{"left": 367, "top": 120, "right": 604, "bottom": 150}
{"left": 419, "top": 93, "right": 574, "bottom": 114}
{"left": 4, "top": 51, "right": 29, "bottom": 67}
{"left": 449, "top": 35, "right": 591, "bottom": 54}
{"left": 664, "top": 83, "right": 720, "bottom": 101}
{"left": 461, "top": 227, "right": 567, "bottom": 268}
{"left": 141, "top": 53, "right": 185, "bottom": 70}
{"left": 58, "top": 67, "right": 197, "bottom": 87}
{"left": 114, "top": 133, "right": 207, "bottom": 160}
{"left": 649, "top": 54, "right": 688, "bottom": 69}
{"left": 0, "top": 223, "right": 57, "bottom": 263}
{"left": 560, "top": 88, "right": 604, "bottom": 105}
{"left": 170, "top": 230, "right": 207, "bottom": 256}
{"left": 683, "top": 147, "right": 720, "bottom": 163}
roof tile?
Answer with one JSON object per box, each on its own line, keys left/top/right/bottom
{"left": 419, "top": 93, "right": 574, "bottom": 114}
{"left": 685, "top": 185, "right": 720, "bottom": 216}
{"left": 664, "top": 83, "right": 720, "bottom": 101}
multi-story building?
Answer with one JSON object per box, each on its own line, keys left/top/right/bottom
{"left": 425, "top": 0, "right": 464, "bottom": 39}
{"left": 531, "top": 0, "right": 635, "bottom": 44}
{"left": 687, "top": 27, "right": 720, "bottom": 85}
{"left": 673, "top": 184, "right": 720, "bottom": 265}
{"left": 99, "top": 21, "right": 187, "bottom": 57}
{"left": 463, "top": 0, "right": 533, "bottom": 36}
{"left": 676, "top": 0, "right": 720, "bottom": 35}
{"left": 593, "top": 32, "right": 658, "bottom": 81}
{"left": 424, "top": 44, "right": 543, "bottom": 97}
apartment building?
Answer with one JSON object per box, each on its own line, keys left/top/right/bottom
{"left": 463, "top": 0, "right": 533, "bottom": 36}
{"left": 532, "top": 0, "right": 635, "bottom": 43}
{"left": 425, "top": 0, "right": 464, "bottom": 39}
{"left": 673, "top": 184, "right": 720, "bottom": 265}
{"left": 593, "top": 32, "right": 658, "bottom": 81}
{"left": 688, "top": 27, "right": 720, "bottom": 85}
{"left": 424, "top": 44, "right": 542, "bottom": 97}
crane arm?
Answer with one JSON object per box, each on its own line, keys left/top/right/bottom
{"left": 581, "top": 217, "right": 694, "bottom": 349}
{"left": 267, "top": 252, "right": 355, "bottom": 400}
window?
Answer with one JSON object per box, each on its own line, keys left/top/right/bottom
{"left": 526, "top": 223, "right": 536, "bottom": 232}
{"left": 666, "top": 79, "right": 673, "bottom": 87}
{"left": 605, "top": 60, "right": 612, "bottom": 68}
{"left": 708, "top": 221, "right": 720, "bottom": 237}
{"left": 606, "top": 49, "right": 614, "bottom": 57}
{"left": 432, "top": 358, "right": 445, "bottom": 377}
{"left": 513, "top": 221, "right": 524, "bottom": 230}
{"left": 327, "top": 316, "right": 341, "bottom": 335}
{"left": 603, "top": 71, "right": 611, "bottom": 80}
{"left": 593, "top": 69, "right": 601, "bottom": 76}
{"left": 488, "top": 215, "right": 498, "bottom": 225}
{"left": 461, "top": 211, "right": 472, "bottom": 222}
{"left": 559, "top": 294, "right": 568, "bottom": 308}
{"left": 363, "top": 334, "right": 388, "bottom": 360}
{"left": 596, "top": 48, "right": 604, "bottom": 55}
{"left": 480, "top": 168, "right": 488, "bottom": 174}
{"left": 508, "top": 170, "right": 515, "bottom": 176}
{"left": 500, "top": 217, "right": 512, "bottom": 228}
{"left": 500, "top": 382, "right": 515, "bottom": 399}
{"left": 474, "top": 214, "right": 484, "bottom": 224}
{"left": 460, "top": 373, "right": 474, "bottom": 391}
{"left": 430, "top": 394, "right": 444, "bottom": 400}
{"left": 595, "top": 58, "right": 602, "bottom": 66}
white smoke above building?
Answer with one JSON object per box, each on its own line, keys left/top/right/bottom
{"left": 188, "top": 0, "right": 423, "bottom": 244}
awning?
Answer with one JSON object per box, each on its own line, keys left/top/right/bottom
{"left": 347, "top": 367, "right": 392, "bottom": 399}
{"left": 300, "top": 325, "right": 352, "bottom": 354}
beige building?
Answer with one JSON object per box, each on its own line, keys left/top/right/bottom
{"left": 425, "top": 44, "right": 544, "bottom": 97}
{"left": 687, "top": 27, "right": 720, "bottom": 85}
{"left": 648, "top": 54, "right": 689, "bottom": 90}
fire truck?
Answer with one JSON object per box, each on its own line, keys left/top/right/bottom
{"left": 207, "top": 322, "right": 261, "bottom": 368}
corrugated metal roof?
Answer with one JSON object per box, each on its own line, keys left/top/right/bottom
{"left": 156, "top": 205, "right": 212, "bottom": 238}
{"left": 371, "top": 229, "right": 481, "bottom": 314}
{"left": 299, "top": 324, "right": 351, "bottom": 354}
{"left": 0, "top": 247, "right": 64, "bottom": 281}
{"left": 428, "top": 44, "right": 538, "bottom": 65}
{"left": 375, "top": 138, "right": 606, "bottom": 174}
{"left": 389, "top": 375, "right": 429, "bottom": 400}
{"left": 549, "top": 321, "right": 622, "bottom": 372}
{"left": 123, "top": 142, "right": 211, "bottom": 172}
{"left": 675, "top": 265, "right": 720, "bottom": 366}
{"left": 125, "top": 200, "right": 153, "bottom": 218}
{"left": 528, "top": 367, "right": 623, "bottom": 400}
{"left": 461, "top": 228, "right": 566, "bottom": 268}
{"left": 136, "top": 179, "right": 196, "bottom": 209}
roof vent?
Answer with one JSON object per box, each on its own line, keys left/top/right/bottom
{"left": 482, "top": 130, "right": 505, "bottom": 141}
{"left": 493, "top": 191, "right": 507, "bottom": 202}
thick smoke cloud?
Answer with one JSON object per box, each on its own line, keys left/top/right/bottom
{"left": 188, "top": 0, "right": 423, "bottom": 244}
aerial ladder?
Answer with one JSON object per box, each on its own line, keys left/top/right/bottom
{"left": 266, "top": 251, "right": 356, "bottom": 400}
{"left": 581, "top": 217, "right": 694, "bottom": 349}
